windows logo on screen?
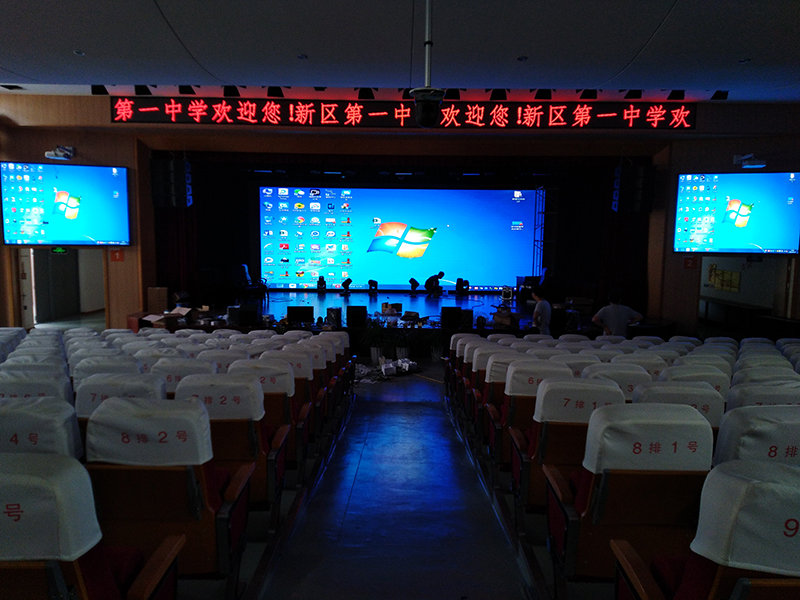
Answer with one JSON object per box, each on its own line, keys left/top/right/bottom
{"left": 367, "top": 222, "right": 436, "bottom": 258}
{"left": 726, "top": 198, "right": 752, "bottom": 228}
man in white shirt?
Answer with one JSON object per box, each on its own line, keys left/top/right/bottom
{"left": 532, "top": 287, "right": 551, "bottom": 336}
{"left": 592, "top": 289, "right": 642, "bottom": 337}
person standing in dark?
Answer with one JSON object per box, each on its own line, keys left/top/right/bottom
{"left": 592, "top": 288, "right": 642, "bottom": 337}
{"left": 532, "top": 286, "right": 551, "bottom": 335}
{"left": 425, "top": 271, "right": 444, "bottom": 296}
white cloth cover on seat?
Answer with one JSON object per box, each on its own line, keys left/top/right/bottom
{"left": 319, "top": 330, "right": 349, "bottom": 350}
{"left": 118, "top": 340, "right": 164, "bottom": 355}
{"left": 149, "top": 358, "right": 217, "bottom": 394}
{"left": 175, "top": 373, "right": 265, "bottom": 420}
{"left": 298, "top": 336, "right": 337, "bottom": 362}
{"left": 487, "top": 354, "right": 538, "bottom": 384}
{"left": 704, "top": 336, "right": 737, "bottom": 346}
{"left": 0, "top": 360, "right": 69, "bottom": 378}
{"left": 581, "top": 362, "right": 653, "bottom": 399}
{"left": 284, "top": 343, "right": 327, "bottom": 370}
{"left": 525, "top": 347, "right": 571, "bottom": 360}
{"left": 463, "top": 339, "right": 495, "bottom": 364}
{"left": 635, "top": 348, "right": 681, "bottom": 366}
{"left": 579, "top": 348, "right": 624, "bottom": 362}
{"left": 534, "top": 378, "right": 625, "bottom": 423}
{"left": 228, "top": 358, "right": 295, "bottom": 396}
{"left": 602, "top": 343, "right": 636, "bottom": 354}
{"left": 259, "top": 350, "right": 313, "bottom": 380}
{"left": 75, "top": 373, "right": 168, "bottom": 418}
{"left": 454, "top": 334, "right": 482, "bottom": 356}
{"left": 713, "top": 405, "right": 800, "bottom": 466}
{"left": 0, "top": 454, "right": 102, "bottom": 561}
{"left": 0, "top": 371, "right": 72, "bottom": 405}
{"left": 472, "top": 347, "right": 518, "bottom": 373}
{"left": 247, "top": 330, "right": 277, "bottom": 340}
{"left": 496, "top": 337, "right": 518, "bottom": 347}
{"left": 674, "top": 354, "right": 733, "bottom": 379}
{"left": 659, "top": 364, "right": 731, "bottom": 396}
{"left": 734, "top": 355, "right": 792, "bottom": 372}
{"left": 726, "top": 382, "right": 800, "bottom": 410}
{"left": 101, "top": 328, "right": 134, "bottom": 339}
{"left": 0, "top": 396, "right": 83, "bottom": 458}
{"left": 449, "top": 332, "right": 480, "bottom": 351}
{"left": 581, "top": 403, "right": 713, "bottom": 474}
{"left": 595, "top": 335, "right": 627, "bottom": 344}
{"left": 68, "top": 347, "right": 125, "bottom": 375}
{"left": 559, "top": 334, "right": 589, "bottom": 342}
{"left": 504, "top": 361, "right": 573, "bottom": 396}
{"left": 657, "top": 342, "right": 692, "bottom": 356}
{"left": 73, "top": 356, "right": 143, "bottom": 390}
{"left": 731, "top": 366, "right": 800, "bottom": 387}
{"left": 487, "top": 333, "right": 517, "bottom": 342}
{"left": 523, "top": 333, "right": 553, "bottom": 342}
{"left": 632, "top": 336, "right": 664, "bottom": 345}
{"left": 284, "top": 329, "right": 314, "bottom": 340}
{"left": 315, "top": 333, "right": 344, "bottom": 355}
{"left": 195, "top": 349, "right": 249, "bottom": 373}
{"left": 610, "top": 353, "right": 668, "bottom": 380}
{"left": 548, "top": 353, "right": 601, "bottom": 377}
{"left": 86, "top": 397, "right": 213, "bottom": 466}
{"left": 739, "top": 337, "right": 774, "bottom": 348}
{"left": 690, "top": 460, "right": 800, "bottom": 576}
{"left": 509, "top": 341, "right": 539, "bottom": 352}
{"left": 133, "top": 347, "right": 187, "bottom": 373}
{"left": 555, "top": 341, "right": 593, "bottom": 354}
{"left": 631, "top": 381, "right": 724, "bottom": 427}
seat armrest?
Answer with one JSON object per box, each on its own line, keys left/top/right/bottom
{"left": 270, "top": 424, "right": 291, "bottom": 455}
{"left": 609, "top": 539, "right": 666, "bottom": 600}
{"left": 224, "top": 462, "right": 255, "bottom": 504}
{"left": 509, "top": 427, "right": 529, "bottom": 456}
{"left": 126, "top": 535, "right": 186, "bottom": 600}
{"left": 542, "top": 464, "right": 573, "bottom": 505}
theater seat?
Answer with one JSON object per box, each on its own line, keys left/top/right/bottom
{"left": 149, "top": 357, "right": 217, "bottom": 398}
{"left": 85, "top": 397, "right": 253, "bottom": 600}
{"left": 631, "top": 381, "right": 725, "bottom": 429}
{"left": 0, "top": 396, "right": 83, "bottom": 458}
{"left": 581, "top": 362, "right": 653, "bottom": 400}
{"left": 0, "top": 453, "right": 185, "bottom": 600}
{"left": 713, "top": 405, "right": 800, "bottom": 467}
{"left": 611, "top": 460, "right": 800, "bottom": 600}
{"left": 544, "top": 403, "right": 713, "bottom": 585}
{"left": 175, "top": 373, "right": 290, "bottom": 527}
{"left": 726, "top": 381, "right": 800, "bottom": 410}
{"left": 508, "top": 377, "right": 624, "bottom": 519}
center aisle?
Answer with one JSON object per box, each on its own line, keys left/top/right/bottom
{"left": 257, "top": 363, "right": 532, "bottom": 600}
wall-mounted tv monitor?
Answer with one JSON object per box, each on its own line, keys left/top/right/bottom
{"left": 674, "top": 172, "right": 800, "bottom": 254}
{"left": 258, "top": 186, "right": 544, "bottom": 290}
{"left": 1, "top": 162, "right": 130, "bottom": 246}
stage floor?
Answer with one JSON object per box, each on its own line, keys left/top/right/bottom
{"left": 263, "top": 291, "right": 534, "bottom": 328}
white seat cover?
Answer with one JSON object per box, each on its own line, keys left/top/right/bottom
{"left": 75, "top": 373, "right": 168, "bottom": 418}
{"left": 582, "top": 403, "right": 713, "bottom": 474}
{"left": 487, "top": 333, "right": 517, "bottom": 342}
{"left": 68, "top": 347, "right": 125, "bottom": 375}
{"left": 525, "top": 347, "right": 571, "bottom": 360}
{"left": 523, "top": 333, "right": 553, "bottom": 342}
{"left": 731, "top": 367, "right": 800, "bottom": 387}
{"left": 690, "top": 460, "right": 800, "bottom": 576}
{"left": 1, "top": 360, "right": 69, "bottom": 378}
{"left": 211, "top": 329, "right": 240, "bottom": 338}
{"left": 559, "top": 334, "right": 589, "bottom": 343}
{"left": 247, "top": 330, "right": 277, "bottom": 340}
{"left": 472, "top": 347, "right": 518, "bottom": 373}
{"left": 504, "top": 361, "right": 573, "bottom": 396}
{"left": 174, "top": 329, "right": 206, "bottom": 338}
{"left": 537, "top": 339, "right": 563, "bottom": 348}
{"left": 315, "top": 333, "right": 344, "bottom": 355}
{"left": 133, "top": 347, "right": 187, "bottom": 373}
{"left": 618, "top": 340, "right": 654, "bottom": 350}
{"left": 118, "top": 340, "right": 163, "bottom": 355}
{"left": 0, "top": 454, "right": 102, "bottom": 561}
{"left": 8, "top": 346, "right": 65, "bottom": 359}
{"left": 534, "top": 378, "right": 625, "bottom": 423}
{"left": 175, "top": 373, "right": 265, "bottom": 420}
{"left": 657, "top": 342, "right": 691, "bottom": 356}
{"left": 555, "top": 341, "right": 593, "bottom": 354}
{"left": 487, "top": 354, "right": 538, "bottom": 385}
{"left": 449, "top": 332, "right": 480, "bottom": 351}
{"left": 579, "top": 348, "right": 624, "bottom": 362}
{"left": 713, "top": 405, "right": 800, "bottom": 466}
{"left": 86, "top": 397, "right": 213, "bottom": 466}
{"left": 548, "top": 353, "right": 601, "bottom": 377}
{"left": 632, "top": 336, "right": 664, "bottom": 345}
{"left": 259, "top": 350, "right": 313, "bottom": 380}
{"left": 726, "top": 382, "right": 800, "bottom": 410}
{"left": 596, "top": 335, "right": 626, "bottom": 344}
{"left": 298, "top": 336, "right": 337, "bottom": 362}
{"left": 602, "top": 343, "right": 636, "bottom": 354}
{"left": 674, "top": 354, "right": 733, "bottom": 379}
{"left": 204, "top": 338, "right": 236, "bottom": 350}
{"left": 496, "top": 337, "right": 518, "bottom": 347}
{"left": 611, "top": 354, "right": 668, "bottom": 380}
{"left": 734, "top": 355, "right": 792, "bottom": 372}
{"left": 740, "top": 337, "right": 774, "bottom": 348}
{"left": 581, "top": 363, "right": 653, "bottom": 399}
{"left": 195, "top": 349, "right": 250, "bottom": 373}
{"left": 228, "top": 358, "right": 295, "bottom": 395}
{"left": 776, "top": 338, "right": 800, "bottom": 351}
{"left": 284, "top": 343, "right": 327, "bottom": 370}
{"left": 669, "top": 336, "right": 702, "bottom": 346}
{"left": 456, "top": 335, "right": 483, "bottom": 358}
{"left": 509, "top": 341, "right": 539, "bottom": 352}
{"left": 101, "top": 328, "right": 134, "bottom": 339}
{"left": 635, "top": 348, "right": 681, "bottom": 366}
{"left": 631, "top": 381, "right": 724, "bottom": 427}
{"left": 319, "top": 330, "right": 349, "bottom": 350}
{"left": 463, "top": 339, "right": 494, "bottom": 364}
{"left": 176, "top": 343, "right": 203, "bottom": 359}
{"left": 659, "top": 364, "right": 731, "bottom": 396}
{"left": 73, "top": 356, "right": 143, "bottom": 389}
{"left": 188, "top": 333, "right": 215, "bottom": 344}
{"left": 111, "top": 335, "right": 145, "bottom": 349}
{"left": 0, "top": 371, "right": 72, "bottom": 405}
{"left": 0, "top": 396, "right": 83, "bottom": 458}
{"left": 704, "top": 336, "right": 737, "bottom": 346}
{"left": 150, "top": 358, "right": 218, "bottom": 393}
{"left": 284, "top": 330, "right": 313, "bottom": 340}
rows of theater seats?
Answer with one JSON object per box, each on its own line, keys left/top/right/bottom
{"left": 444, "top": 332, "right": 800, "bottom": 600}
{"left": 0, "top": 325, "right": 355, "bottom": 600}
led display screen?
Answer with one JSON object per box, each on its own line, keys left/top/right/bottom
{"left": 259, "top": 187, "right": 541, "bottom": 290}
{"left": 1, "top": 162, "right": 130, "bottom": 246}
{"left": 674, "top": 172, "right": 800, "bottom": 254}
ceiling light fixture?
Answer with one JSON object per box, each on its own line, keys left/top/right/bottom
{"left": 409, "top": 0, "right": 445, "bottom": 127}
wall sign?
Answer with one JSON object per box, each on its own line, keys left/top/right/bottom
{"left": 112, "top": 98, "right": 695, "bottom": 130}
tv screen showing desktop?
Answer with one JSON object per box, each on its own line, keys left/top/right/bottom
{"left": 259, "top": 186, "right": 542, "bottom": 290}
{"left": 1, "top": 162, "right": 130, "bottom": 246}
{"left": 674, "top": 172, "right": 800, "bottom": 254}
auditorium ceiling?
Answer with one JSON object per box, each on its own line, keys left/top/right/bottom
{"left": 0, "top": 0, "right": 798, "bottom": 102}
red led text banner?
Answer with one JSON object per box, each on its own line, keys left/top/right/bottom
{"left": 111, "top": 97, "right": 696, "bottom": 130}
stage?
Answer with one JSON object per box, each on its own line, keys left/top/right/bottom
{"left": 262, "top": 290, "right": 536, "bottom": 329}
